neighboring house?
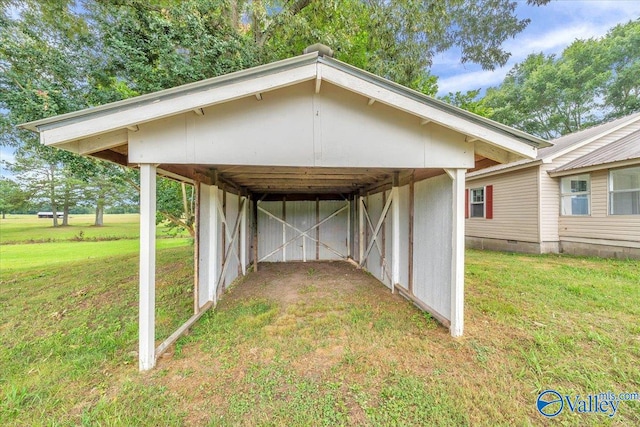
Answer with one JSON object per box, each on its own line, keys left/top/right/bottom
{"left": 465, "top": 112, "right": 640, "bottom": 259}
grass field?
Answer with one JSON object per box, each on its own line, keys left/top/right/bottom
{"left": 0, "top": 214, "right": 188, "bottom": 244}
{"left": 0, "top": 217, "right": 639, "bottom": 425}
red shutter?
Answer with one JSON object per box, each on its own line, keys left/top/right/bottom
{"left": 465, "top": 189, "right": 469, "bottom": 219}
{"left": 485, "top": 185, "right": 493, "bottom": 219}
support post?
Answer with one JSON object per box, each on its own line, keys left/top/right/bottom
{"left": 391, "top": 172, "right": 400, "bottom": 293}
{"left": 209, "top": 185, "right": 219, "bottom": 303}
{"left": 358, "top": 196, "right": 365, "bottom": 265}
{"left": 446, "top": 168, "right": 466, "bottom": 337}
{"left": 240, "top": 196, "right": 247, "bottom": 275}
{"left": 408, "top": 174, "right": 415, "bottom": 294}
{"left": 346, "top": 198, "right": 351, "bottom": 258}
{"left": 282, "top": 197, "right": 287, "bottom": 262}
{"left": 193, "top": 180, "right": 201, "bottom": 314}
{"left": 139, "top": 164, "right": 156, "bottom": 371}
{"left": 253, "top": 198, "right": 259, "bottom": 272}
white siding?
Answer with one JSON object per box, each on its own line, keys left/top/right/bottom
{"left": 129, "top": 82, "right": 474, "bottom": 169}
{"left": 465, "top": 166, "right": 540, "bottom": 243}
{"left": 413, "top": 174, "right": 452, "bottom": 320}
{"left": 258, "top": 199, "right": 349, "bottom": 262}
{"left": 559, "top": 169, "right": 640, "bottom": 243}
{"left": 318, "top": 201, "right": 349, "bottom": 260}
{"left": 539, "top": 163, "right": 560, "bottom": 243}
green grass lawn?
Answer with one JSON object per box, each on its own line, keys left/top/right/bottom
{"left": 0, "top": 214, "right": 188, "bottom": 244}
{"left": 0, "top": 216, "right": 638, "bottom": 426}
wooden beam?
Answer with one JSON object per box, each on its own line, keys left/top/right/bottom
{"left": 368, "top": 98, "right": 376, "bottom": 106}
{"left": 359, "top": 196, "right": 365, "bottom": 265}
{"left": 255, "top": 93, "right": 263, "bottom": 101}
{"left": 420, "top": 119, "right": 431, "bottom": 125}
{"left": 91, "top": 149, "right": 128, "bottom": 166}
{"left": 193, "top": 108, "right": 204, "bottom": 116}
{"left": 155, "top": 301, "right": 213, "bottom": 360}
{"left": 78, "top": 130, "right": 128, "bottom": 155}
{"left": 474, "top": 141, "right": 519, "bottom": 164}
{"left": 139, "top": 164, "right": 157, "bottom": 371}
{"left": 127, "top": 125, "right": 139, "bottom": 132}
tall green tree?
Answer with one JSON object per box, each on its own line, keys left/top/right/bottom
{"left": 484, "top": 19, "right": 640, "bottom": 139}
{"left": 0, "top": 177, "right": 28, "bottom": 218}
{"left": 602, "top": 20, "right": 640, "bottom": 117}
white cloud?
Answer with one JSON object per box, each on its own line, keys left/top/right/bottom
{"left": 437, "top": 68, "right": 508, "bottom": 96}
{"left": 434, "top": 0, "right": 640, "bottom": 96}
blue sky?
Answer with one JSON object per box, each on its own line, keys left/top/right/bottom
{"left": 2, "top": 1, "right": 640, "bottom": 177}
{"left": 432, "top": 0, "right": 640, "bottom": 96}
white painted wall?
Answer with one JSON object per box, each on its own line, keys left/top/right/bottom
{"left": 128, "top": 82, "right": 474, "bottom": 169}
{"left": 412, "top": 174, "right": 453, "bottom": 320}
{"left": 258, "top": 200, "right": 349, "bottom": 262}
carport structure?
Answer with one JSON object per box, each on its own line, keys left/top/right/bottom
{"left": 22, "top": 49, "right": 547, "bottom": 371}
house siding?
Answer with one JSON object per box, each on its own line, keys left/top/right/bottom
{"left": 559, "top": 169, "right": 640, "bottom": 245}
{"left": 539, "top": 163, "right": 559, "bottom": 246}
{"left": 465, "top": 166, "right": 539, "bottom": 243}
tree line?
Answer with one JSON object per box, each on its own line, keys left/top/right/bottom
{"left": 14, "top": 3, "right": 639, "bottom": 229}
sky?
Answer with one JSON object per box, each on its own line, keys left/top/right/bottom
{"left": 2, "top": 0, "right": 640, "bottom": 178}
{"left": 432, "top": 0, "right": 640, "bottom": 96}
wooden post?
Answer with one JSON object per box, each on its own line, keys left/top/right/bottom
{"left": 221, "top": 188, "right": 226, "bottom": 288}
{"left": 408, "top": 174, "right": 415, "bottom": 294}
{"left": 238, "top": 194, "right": 243, "bottom": 276}
{"left": 446, "top": 168, "right": 466, "bottom": 337}
{"left": 346, "top": 197, "right": 351, "bottom": 258}
{"left": 253, "top": 197, "right": 259, "bottom": 272}
{"left": 193, "top": 180, "right": 201, "bottom": 314}
{"left": 381, "top": 190, "right": 387, "bottom": 281}
{"left": 282, "top": 197, "right": 287, "bottom": 262}
{"left": 139, "top": 164, "right": 156, "bottom": 371}
{"left": 316, "top": 197, "right": 320, "bottom": 260}
{"left": 358, "top": 196, "right": 365, "bottom": 265}
{"left": 210, "top": 186, "right": 219, "bottom": 303}
{"left": 391, "top": 172, "right": 400, "bottom": 293}
{"left": 240, "top": 196, "right": 247, "bottom": 275}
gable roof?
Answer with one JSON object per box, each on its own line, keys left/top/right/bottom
{"left": 550, "top": 129, "right": 640, "bottom": 176}
{"left": 468, "top": 112, "right": 640, "bottom": 179}
{"left": 20, "top": 51, "right": 547, "bottom": 160}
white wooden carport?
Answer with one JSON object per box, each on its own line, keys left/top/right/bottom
{"left": 22, "top": 49, "right": 546, "bottom": 371}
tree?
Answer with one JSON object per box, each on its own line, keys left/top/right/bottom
{"left": 440, "top": 89, "right": 493, "bottom": 117}
{"left": 0, "top": 177, "right": 28, "bottom": 218}
{"left": 483, "top": 19, "right": 640, "bottom": 139}
{"left": 602, "top": 20, "right": 640, "bottom": 118}
{"left": 2, "top": 0, "right": 551, "bottom": 233}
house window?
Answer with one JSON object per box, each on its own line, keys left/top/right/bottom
{"left": 560, "top": 174, "right": 590, "bottom": 215}
{"left": 610, "top": 166, "right": 640, "bottom": 215}
{"left": 470, "top": 188, "right": 485, "bottom": 218}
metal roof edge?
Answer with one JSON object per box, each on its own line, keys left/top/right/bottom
{"left": 319, "top": 56, "right": 551, "bottom": 149}
{"left": 20, "top": 52, "right": 321, "bottom": 132}
{"left": 548, "top": 158, "right": 640, "bottom": 177}
{"left": 542, "top": 113, "right": 640, "bottom": 162}
{"left": 466, "top": 159, "right": 542, "bottom": 181}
